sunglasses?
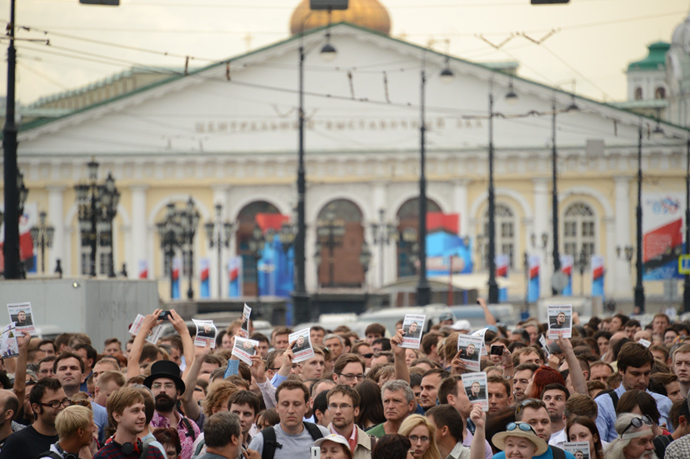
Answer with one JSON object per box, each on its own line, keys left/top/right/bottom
{"left": 506, "top": 422, "right": 538, "bottom": 435}
{"left": 360, "top": 353, "right": 374, "bottom": 359}
{"left": 620, "top": 415, "right": 653, "bottom": 437}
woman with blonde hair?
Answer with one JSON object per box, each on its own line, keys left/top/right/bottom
{"left": 399, "top": 414, "right": 441, "bottom": 459}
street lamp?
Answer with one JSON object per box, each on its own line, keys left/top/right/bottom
{"left": 616, "top": 245, "right": 634, "bottom": 272}
{"left": 360, "top": 241, "right": 372, "bottom": 287}
{"left": 179, "top": 197, "right": 200, "bottom": 299}
{"left": 157, "top": 203, "right": 182, "bottom": 299}
{"left": 204, "top": 203, "right": 233, "bottom": 299}
{"left": 371, "top": 208, "right": 397, "bottom": 287}
{"left": 156, "top": 199, "right": 199, "bottom": 299}
{"left": 317, "top": 210, "right": 345, "bottom": 287}
{"left": 523, "top": 252, "right": 529, "bottom": 307}
{"left": 30, "top": 211, "right": 55, "bottom": 274}
{"left": 74, "top": 160, "right": 119, "bottom": 277}
{"left": 685, "top": 139, "right": 690, "bottom": 313}
{"left": 634, "top": 125, "right": 646, "bottom": 313}
{"left": 248, "top": 225, "right": 266, "bottom": 306}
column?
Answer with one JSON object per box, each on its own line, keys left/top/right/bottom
{"left": 453, "top": 179, "right": 469, "bottom": 235}
{"left": 614, "top": 176, "right": 633, "bottom": 297}
{"left": 604, "top": 216, "right": 617, "bottom": 298}
{"left": 47, "top": 186, "right": 65, "bottom": 274}
{"left": 130, "top": 186, "right": 148, "bottom": 279}
{"left": 212, "top": 187, "right": 229, "bottom": 299}
{"left": 371, "top": 183, "right": 387, "bottom": 289}
{"left": 532, "top": 178, "right": 549, "bottom": 298}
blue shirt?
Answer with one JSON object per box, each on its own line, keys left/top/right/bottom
{"left": 92, "top": 402, "right": 108, "bottom": 444}
{"left": 595, "top": 384, "right": 673, "bottom": 442}
{"left": 493, "top": 446, "right": 575, "bottom": 459}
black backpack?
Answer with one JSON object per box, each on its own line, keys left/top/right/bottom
{"left": 260, "top": 422, "right": 324, "bottom": 459}
{"left": 595, "top": 389, "right": 619, "bottom": 411}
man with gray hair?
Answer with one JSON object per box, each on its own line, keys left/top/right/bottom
{"left": 324, "top": 334, "right": 346, "bottom": 360}
{"left": 194, "top": 412, "right": 245, "bottom": 459}
{"left": 604, "top": 413, "right": 656, "bottom": 459}
{"left": 367, "top": 380, "right": 416, "bottom": 438}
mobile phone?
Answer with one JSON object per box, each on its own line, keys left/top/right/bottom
{"left": 159, "top": 311, "right": 171, "bottom": 320}
{"left": 490, "top": 345, "right": 504, "bottom": 356}
{"left": 310, "top": 446, "right": 321, "bottom": 459}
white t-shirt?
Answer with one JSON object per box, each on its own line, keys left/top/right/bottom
{"left": 549, "top": 428, "right": 567, "bottom": 449}
{"left": 248, "top": 424, "right": 330, "bottom": 459}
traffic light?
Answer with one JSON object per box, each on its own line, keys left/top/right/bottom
{"left": 79, "top": 0, "right": 119, "bottom": 5}
{"left": 531, "top": 0, "right": 569, "bottom": 3}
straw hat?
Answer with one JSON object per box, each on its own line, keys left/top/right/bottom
{"left": 492, "top": 423, "right": 548, "bottom": 456}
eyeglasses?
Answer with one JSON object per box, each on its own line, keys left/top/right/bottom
{"left": 337, "top": 373, "right": 365, "bottom": 382}
{"left": 506, "top": 422, "right": 538, "bottom": 435}
{"left": 359, "top": 353, "right": 374, "bottom": 359}
{"left": 151, "top": 383, "right": 176, "bottom": 390}
{"left": 40, "top": 398, "right": 72, "bottom": 409}
{"left": 408, "top": 435, "right": 430, "bottom": 443}
{"left": 620, "top": 415, "right": 653, "bottom": 437}
{"left": 328, "top": 404, "right": 353, "bottom": 411}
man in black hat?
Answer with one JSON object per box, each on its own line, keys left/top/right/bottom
{"left": 144, "top": 360, "right": 200, "bottom": 459}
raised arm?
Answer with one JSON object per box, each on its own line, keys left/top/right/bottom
{"left": 167, "top": 310, "right": 194, "bottom": 379}
{"left": 250, "top": 355, "right": 276, "bottom": 409}
{"left": 12, "top": 331, "right": 31, "bottom": 408}
{"left": 557, "top": 335, "right": 587, "bottom": 395}
{"left": 477, "top": 298, "right": 497, "bottom": 326}
{"left": 391, "top": 329, "right": 409, "bottom": 384}
{"left": 469, "top": 404, "right": 486, "bottom": 459}
{"left": 126, "top": 309, "right": 162, "bottom": 378}
{"left": 180, "top": 343, "right": 210, "bottom": 422}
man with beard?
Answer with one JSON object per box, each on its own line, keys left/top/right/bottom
{"left": 541, "top": 383, "right": 569, "bottom": 447}
{"left": 604, "top": 413, "right": 656, "bottom": 459}
{"left": 326, "top": 385, "right": 373, "bottom": 459}
{"left": 144, "top": 360, "right": 200, "bottom": 459}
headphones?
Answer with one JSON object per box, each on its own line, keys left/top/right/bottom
{"left": 119, "top": 439, "right": 142, "bottom": 455}
{"left": 55, "top": 443, "right": 79, "bottom": 459}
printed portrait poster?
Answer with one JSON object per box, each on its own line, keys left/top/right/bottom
{"left": 539, "top": 334, "right": 551, "bottom": 357}
{"left": 129, "top": 314, "right": 164, "bottom": 345}
{"left": 7, "top": 302, "right": 35, "bottom": 335}
{"left": 237, "top": 304, "right": 252, "bottom": 339}
{"left": 563, "top": 442, "right": 590, "bottom": 459}
{"left": 456, "top": 334, "right": 484, "bottom": 372}
{"left": 471, "top": 327, "right": 490, "bottom": 354}
{"left": 547, "top": 304, "right": 572, "bottom": 339}
{"left": 193, "top": 319, "right": 218, "bottom": 348}
{"left": 400, "top": 314, "right": 426, "bottom": 349}
{"left": 461, "top": 372, "right": 488, "bottom": 412}
{"left": 289, "top": 327, "right": 314, "bottom": 363}
{"left": 0, "top": 323, "right": 19, "bottom": 358}
{"left": 232, "top": 337, "right": 258, "bottom": 365}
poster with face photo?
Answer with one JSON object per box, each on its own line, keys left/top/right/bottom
{"left": 461, "top": 372, "right": 488, "bottom": 411}
{"left": 232, "top": 337, "right": 258, "bottom": 365}
{"left": 193, "top": 319, "right": 217, "bottom": 348}
{"left": 456, "top": 334, "right": 484, "bottom": 372}
{"left": 539, "top": 335, "right": 551, "bottom": 357}
{"left": 7, "top": 302, "right": 35, "bottom": 335}
{"left": 289, "top": 327, "right": 314, "bottom": 363}
{"left": 129, "top": 314, "right": 164, "bottom": 344}
{"left": 400, "top": 314, "right": 426, "bottom": 349}
{"left": 563, "top": 442, "right": 590, "bottom": 459}
{"left": 547, "top": 304, "right": 572, "bottom": 339}
{"left": 237, "top": 304, "right": 251, "bottom": 339}
{"left": 0, "top": 323, "right": 19, "bottom": 358}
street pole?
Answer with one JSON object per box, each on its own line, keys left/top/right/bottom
{"left": 416, "top": 65, "right": 431, "bottom": 306}
{"left": 684, "top": 139, "right": 690, "bottom": 313}
{"left": 551, "top": 101, "right": 561, "bottom": 292}
{"left": 89, "top": 179, "right": 97, "bottom": 277}
{"left": 487, "top": 86, "right": 499, "bottom": 304}
{"left": 634, "top": 125, "right": 645, "bottom": 312}
{"left": 3, "top": 0, "right": 20, "bottom": 279}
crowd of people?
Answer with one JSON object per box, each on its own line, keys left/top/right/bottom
{"left": 0, "top": 300, "right": 688, "bottom": 459}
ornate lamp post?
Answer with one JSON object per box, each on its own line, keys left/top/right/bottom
{"left": 156, "top": 199, "right": 199, "bottom": 299}
{"left": 30, "top": 211, "right": 55, "bottom": 274}
{"left": 317, "top": 210, "right": 345, "bottom": 287}
{"left": 634, "top": 126, "right": 645, "bottom": 313}
{"left": 205, "top": 203, "right": 233, "bottom": 299}
{"left": 248, "top": 225, "right": 266, "bottom": 305}
{"left": 371, "top": 208, "right": 397, "bottom": 287}
{"left": 157, "top": 203, "right": 183, "bottom": 299}
{"left": 180, "top": 198, "right": 200, "bottom": 299}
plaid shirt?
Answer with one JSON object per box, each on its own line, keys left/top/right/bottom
{"left": 666, "top": 435, "right": 690, "bottom": 459}
{"left": 150, "top": 411, "right": 200, "bottom": 459}
{"left": 94, "top": 441, "right": 165, "bottom": 459}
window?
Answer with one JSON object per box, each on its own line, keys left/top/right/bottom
{"left": 634, "top": 87, "right": 643, "bottom": 100}
{"left": 482, "top": 204, "right": 515, "bottom": 269}
{"left": 655, "top": 87, "right": 666, "bottom": 99}
{"left": 563, "top": 202, "right": 596, "bottom": 267}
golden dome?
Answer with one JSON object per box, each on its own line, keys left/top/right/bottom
{"left": 290, "top": 0, "right": 391, "bottom": 36}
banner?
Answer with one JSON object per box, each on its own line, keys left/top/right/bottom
{"left": 138, "top": 260, "right": 148, "bottom": 279}
{"left": 426, "top": 213, "right": 472, "bottom": 276}
{"left": 591, "top": 255, "right": 605, "bottom": 298}
{"left": 228, "top": 256, "right": 243, "bottom": 298}
{"left": 496, "top": 254, "right": 509, "bottom": 302}
{"left": 528, "top": 255, "right": 540, "bottom": 303}
{"left": 200, "top": 258, "right": 210, "bottom": 298}
{"left": 171, "top": 257, "right": 181, "bottom": 299}
{"left": 560, "top": 255, "right": 573, "bottom": 296}
{"left": 642, "top": 193, "right": 685, "bottom": 280}
{"left": 0, "top": 202, "right": 37, "bottom": 274}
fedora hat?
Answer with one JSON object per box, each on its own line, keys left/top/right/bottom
{"left": 143, "top": 360, "right": 185, "bottom": 393}
{"left": 492, "top": 422, "right": 548, "bottom": 456}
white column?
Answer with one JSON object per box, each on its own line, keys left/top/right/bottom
{"left": 130, "top": 186, "right": 148, "bottom": 279}
{"left": 371, "top": 183, "right": 388, "bottom": 289}
{"left": 47, "top": 186, "right": 65, "bottom": 274}
{"left": 604, "top": 216, "right": 616, "bottom": 297}
{"left": 532, "top": 178, "right": 549, "bottom": 298}
{"left": 213, "top": 187, "right": 229, "bottom": 299}
{"left": 614, "top": 176, "right": 633, "bottom": 297}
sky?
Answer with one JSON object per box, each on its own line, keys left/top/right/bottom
{"left": 1, "top": 0, "right": 688, "bottom": 106}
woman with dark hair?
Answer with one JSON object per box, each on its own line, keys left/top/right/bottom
{"left": 256, "top": 408, "right": 280, "bottom": 431}
{"left": 615, "top": 390, "right": 667, "bottom": 436}
{"left": 567, "top": 416, "right": 604, "bottom": 459}
{"left": 356, "top": 379, "right": 386, "bottom": 430}
{"left": 372, "top": 434, "right": 413, "bottom": 459}
{"left": 528, "top": 366, "right": 566, "bottom": 399}
{"left": 153, "top": 427, "right": 182, "bottom": 459}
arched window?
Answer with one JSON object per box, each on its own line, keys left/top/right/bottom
{"left": 482, "top": 203, "right": 515, "bottom": 269}
{"left": 634, "top": 87, "right": 643, "bottom": 101}
{"left": 655, "top": 87, "right": 666, "bottom": 99}
{"left": 563, "top": 202, "right": 596, "bottom": 263}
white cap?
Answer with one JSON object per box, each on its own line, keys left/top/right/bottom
{"left": 451, "top": 320, "right": 472, "bottom": 331}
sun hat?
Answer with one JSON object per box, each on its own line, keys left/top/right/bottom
{"left": 451, "top": 320, "right": 472, "bottom": 331}
{"left": 492, "top": 422, "right": 548, "bottom": 456}
{"left": 313, "top": 434, "right": 351, "bottom": 451}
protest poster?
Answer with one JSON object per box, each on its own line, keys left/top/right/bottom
{"left": 638, "top": 338, "right": 651, "bottom": 348}
{"left": 547, "top": 304, "right": 573, "bottom": 339}
{"left": 539, "top": 334, "right": 551, "bottom": 357}
{"left": 232, "top": 337, "right": 258, "bottom": 365}
{"left": 400, "top": 314, "right": 426, "bottom": 349}
{"left": 129, "top": 314, "right": 164, "bottom": 344}
{"left": 563, "top": 442, "right": 590, "bottom": 459}
{"left": 237, "top": 304, "right": 252, "bottom": 339}
{"left": 290, "top": 328, "right": 314, "bottom": 363}
{"left": 193, "top": 319, "right": 217, "bottom": 348}
{"left": 456, "top": 334, "right": 484, "bottom": 372}
{"left": 8, "top": 302, "right": 35, "bottom": 335}
{"left": 0, "top": 323, "right": 19, "bottom": 358}
{"left": 461, "top": 372, "right": 488, "bottom": 411}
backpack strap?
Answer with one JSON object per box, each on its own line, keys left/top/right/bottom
{"left": 303, "top": 422, "right": 324, "bottom": 441}
{"left": 261, "top": 426, "right": 280, "bottom": 459}
{"left": 139, "top": 443, "right": 150, "bottom": 459}
{"left": 180, "top": 417, "right": 197, "bottom": 441}
{"left": 595, "top": 389, "right": 619, "bottom": 411}
{"left": 551, "top": 446, "right": 566, "bottom": 459}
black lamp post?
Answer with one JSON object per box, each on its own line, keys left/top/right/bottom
{"left": 685, "top": 139, "right": 690, "bottom": 313}
{"left": 551, "top": 100, "right": 562, "bottom": 292}
{"left": 371, "top": 208, "right": 397, "bottom": 287}
{"left": 30, "top": 211, "right": 55, "bottom": 274}
{"left": 157, "top": 203, "right": 181, "bottom": 299}
{"left": 205, "top": 203, "right": 233, "bottom": 299}
{"left": 75, "top": 160, "right": 119, "bottom": 277}
{"left": 360, "top": 241, "right": 372, "bottom": 286}
{"left": 634, "top": 126, "right": 646, "bottom": 313}
{"left": 249, "top": 225, "right": 266, "bottom": 306}
{"left": 523, "top": 252, "right": 529, "bottom": 307}
{"left": 317, "top": 210, "right": 345, "bottom": 287}
{"left": 180, "top": 198, "right": 200, "bottom": 299}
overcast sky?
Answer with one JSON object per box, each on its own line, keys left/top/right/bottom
{"left": 1, "top": 0, "right": 688, "bottom": 106}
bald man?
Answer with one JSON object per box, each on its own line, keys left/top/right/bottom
{"left": 0, "top": 390, "right": 20, "bottom": 450}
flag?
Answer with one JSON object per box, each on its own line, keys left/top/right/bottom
{"left": 228, "top": 257, "right": 243, "bottom": 297}
{"left": 592, "top": 255, "right": 605, "bottom": 298}
{"left": 200, "top": 258, "right": 210, "bottom": 298}
{"left": 560, "top": 255, "right": 573, "bottom": 296}
{"left": 528, "top": 255, "right": 540, "bottom": 302}
{"left": 496, "top": 254, "right": 510, "bottom": 302}
{"left": 172, "top": 257, "right": 181, "bottom": 299}
{"left": 138, "top": 260, "right": 148, "bottom": 279}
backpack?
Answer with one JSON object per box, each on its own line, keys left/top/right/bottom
{"left": 180, "top": 417, "right": 197, "bottom": 441}
{"left": 260, "top": 422, "right": 324, "bottom": 459}
{"left": 595, "top": 389, "right": 619, "bottom": 411}
{"left": 551, "top": 445, "right": 566, "bottom": 459}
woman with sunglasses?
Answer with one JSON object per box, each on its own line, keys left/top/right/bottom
{"left": 567, "top": 417, "right": 605, "bottom": 459}
{"left": 469, "top": 404, "right": 547, "bottom": 459}
{"left": 399, "top": 415, "right": 441, "bottom": 459}
{"left": 603, "top": 413, "right": 655, "bottom": 459}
